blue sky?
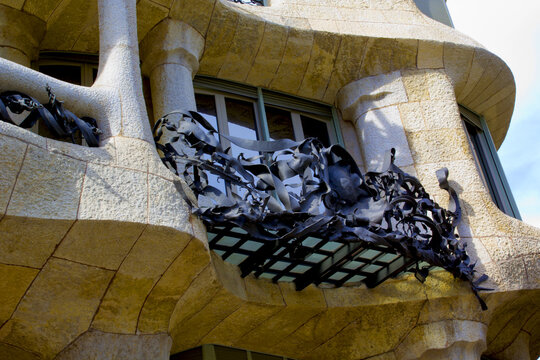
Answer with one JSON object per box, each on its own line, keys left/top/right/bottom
{"left": 446, "top": 0, "right": 540, "bottom": 227}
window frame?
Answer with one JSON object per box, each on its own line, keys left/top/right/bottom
{"left": 460, "top": 105, "right": 521, "bottom": 219}
{"left": 193, "top": 76, "right": 343, "bottom": 148}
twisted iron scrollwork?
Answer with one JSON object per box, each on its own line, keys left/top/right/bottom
{"left": 154, "top": 110, "right": 491, "bottom": 310}
{"left": 228, "top": 0, "right": 265, "bottom": 5}
{"left": 0, "top": 86, "right": 101, "bottom": 146}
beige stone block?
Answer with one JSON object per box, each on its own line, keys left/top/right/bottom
{"left": 336, "top": 8, "right": 385, "bottom": 22}
{"left": 0, "top": 134, "right": 26, "bottom": 214}
{"left": 497, "top": 259, "right": 528, "bottom": 290}
{"left": 0, "top": 264, "right": 39, "bottom": 326}
{"left": 443, "top": 42, "right": 474, "bottom": 98}
{"left": 0, "top": 121, "right": 47, "bottom": 150}
{"left": 22, "top": 0, "right": 62, "bottom": 21}
{"left": 420, "top": 99, "right": 461, "bottom": 129}
{"left": 460, "top": 49, "right": 504, "bottom": 107}
{"left": 306, "top": 302, "right": 424, "bottom": 360}
{"left": 415, "top": 159, "right": 486, "bottom": 196}
{"left": 46, "top": 137, "right": 116, "bottom": 165}
{"left": 168, "top": 264, "right": 242, "bottom": 351}
{"left": 56, "top": 330, "right": 172, "bottom": 360}
{"left": 54, "top": 220, "right": 145, "bottom": 270}
{"left": 0, "top": 0, "right": 25, "bottom": 10}
{"left": 512, "top": 237, "right": 540, "bottom": 257}
{"left": 400, "top": 69, "right": 429, "bottom": 102}
{"left": 0, "top": 258, "right": 113, "bottom": 358}
{"left": 198, "top": 5, "right": 239, "bottom": 77}
{"left": 0, "top": 216, "right": 74, "bottom": 268}
{"left": 383, "top": 9, "right": 427, "bottom": 25}
{"left": 370, "top": 0, "right": 413, "bottom": 10}
{"left": 270, "top": 28, "right": 314, "bottom": 94}
{"left": 78, "top": 163, "right": 148, "bottom": 223}
{"left": 297, "top": 31, "right": 342, "bottom": 100}
{"left": 480, "top": 237, "right": 518, "bottom": 263}
{"left": 0, "top": 343, "right": 40, "bottom": 360}
{"left": 246, "top": 22, "right": 288, "bottom": 88}
{"left": 424, "top": 70, "right": 456, "bottom": 101}
{"left": 218, "top": 15, "right": 266, "bottom": 82}
{"left": 522, "top": 255, "right": 539, "bottom": 288}
{"left": 138, "top": 238, "right": 210, "bottom": 333}
{"left": 398, "top": 102, "right": 425, "bottom": 132}
{"left": 356, "top": 106, "right": 414, "bottom": 169}
{"left": 115, "top": 136, "right": 154, "bottom": 172}
{"left": 136, "top": 0, "right": 168, "bottom": 43}
{"left": 406, "top": 128, "right": 470, "bottom": 165}
{"left": 7, "top": 145, "right": 86, "bottom": 219}
{"left": 340, "top": 119, "right": 365, "bottom": 168}
{"left": 361, "top": 38, "right": 417, "bottom": 77}
{"left": 170, "top": 0, "right": 216, "bottom": 36}
{"left": 417, "top": 295, "right": 486, "bottom": 326}
{"left": 148, "top": 175, "right": 192, "bottom": 233}
{"left": 40, "top": 0, "right": 98, "bottom": 51}
{"left": 72, "top": 22, "right": 99, "bottom": 53}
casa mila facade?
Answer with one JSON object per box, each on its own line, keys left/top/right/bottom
{"left": 0, "top": 0, "right": 538, "bottom": 359}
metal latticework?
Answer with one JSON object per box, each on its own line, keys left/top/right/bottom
{"left": 154, "top": 110, "right": 491, "bottom": 309}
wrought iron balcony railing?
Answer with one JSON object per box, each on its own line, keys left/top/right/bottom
{"left": 0, "top": 86, "right": 101, "bottom": 147}
{"left": 154, "top": 110, "right": 491, "bottom": 310}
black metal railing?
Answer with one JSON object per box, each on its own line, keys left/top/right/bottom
{"left": 154, "top": 110, "right": 491, "bottom": 310}
{"left": 0, "top": 86, "right": 101, "bottom": 146}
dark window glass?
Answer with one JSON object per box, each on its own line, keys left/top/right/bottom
{"left": 39, "top": 65, "right": 82, "bottom": 85}
{"left": 92, "top": 67, "right": 98, "bottom": 81}
{"left": 301, "top": 115, "right": 330, "bottom": 147}
{"left": 225, "top": 97, "right": 259, "bottom": 159}
{"left": 170, "top": 346, "right": 203, "bottom": 360}
{"left": 266, "top": 106, "right": 294, "bottom": 141}
{"left": 214, "top": 345, "right": 248, "bottom": 360}
{"left": 251, "top": 352, "right": 283, "bottom": 360}
{"left": 195, "top": 93, "right": 219, "bottom": 131}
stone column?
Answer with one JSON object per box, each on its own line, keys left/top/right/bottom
{"left": 0, "top": 5, "right": 45, "bottom": 67}
{"left": 140, "top": 19, "right": 205, "bottom": 121}
{"left": 395, "top": 320, "right": 487, "bottom": 360}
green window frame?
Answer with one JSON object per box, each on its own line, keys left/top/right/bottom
{"left": 460, "top": 105, "right": 521, "bottom": 219}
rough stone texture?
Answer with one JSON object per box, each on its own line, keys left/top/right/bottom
{"left": 0, "top": 134, "right": 26, "bottom": 214}
{"left": 7, "top": 145, "right": 86, "bottom": 220}
{"left": 0, "top": 258, "right": 114, "bottom": 358}
{"left": 56, "top": 330, "right": 172, "bottom": 360}
{"left": 0, "top": 264, "right": 39, "bottom": 326}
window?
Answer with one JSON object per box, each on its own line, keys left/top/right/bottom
{"left": 35, "top": 52, "right": 98, "bottom": 87}
{"left": 194, "top": 76, "right": 342, "bottom": 153}
{"left": 171, "top": 344, "right": 294, "bottom": 360}
{"left": 460, "top": 105, "right": 521, "bottom": 219}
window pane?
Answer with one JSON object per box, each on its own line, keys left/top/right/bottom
{"left": 251, "top": 352, "right": 283, "bottom": 360}
{"left": 301, "top": 115, "right": 330, "bottom": 147}
{"left": 39, "top": 65, "right": 82, "bottom": 85}
{"left": 214, "top": 345, "right": 248, "bottom": 360}
{"left": 266, "top": 106, "right": 294, "bottom": 141}
{"left": 195, "top": 93, "right": 219, "bottom": 131}
{"left": 170, "top": 347, "right": 203, "bottom": 360}
{"left": 225, "top": 97, "right": 259, "bottom": 159}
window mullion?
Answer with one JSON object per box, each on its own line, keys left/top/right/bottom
{"left": 256, "top": 87, "right": 270, "bottom": 141}
{"left": 290, "top": 112, "right": 304, "bottom": 141}
{"left": 331, "top": 107, "right": 344, "bottom": 146}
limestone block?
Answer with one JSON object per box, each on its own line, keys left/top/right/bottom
{"left": 138, "top": 238, "right": 210, "bottom": 333}
{"left": 56, "top": 330, "right": 172, "bottom": 360}
{"left": 480, "top": 237, "right": 518, "bottom": 263}
{"left": 115, "top": 136, "right": 155, "bottom": 172}
{"left": 0, "top": 264, "right": 39, "bottom": 326}
{"left": 7, "top": 145, "right": 86, "bottom": 219}
{"left": 297, "top": 31, "right": 341, "bottom": 100}
{"left": 417, "top": 40, "right": 443, "bottom": 69}
{"left": 400, "top": 69, "right": 430, "bottom": 102}
{"left": 424, "top": 69, "right": 456, "bottom": 101}
{"left": 398, "top": 102, "right": 425, "bottom": 132}
{"left": 218, "top": 15, "right": 266, "bottom": 81}
{"left": 406, "top": 128, "right": 470, "bottom": 165}
{"left": 170, "top": 0, "right": 216, "bottom": 36}
{"left": 0, "top": 216, "right": 74, "bottom": 268}
{"left": 92, "top": 225, "right": 191, "bottom": 333}
{"left": 148, "top": 175, "right": 193, "bottom": 234}
{"left": 0, "top": 343, "right": 40, "bottom": 360}
{"left": 22, "top": 0, "right": 62, "bottom": 21}
{"left": 460, "top": 48, "right": 504, "bottom": 107}
{"left": 370, "top": 0, "right": 413, "bottom": 11}
{"left": 420, "top": 99, "right": 461, "bottom": 129}
{"left": 356, "top": 106, "right": 414, "bottom": 170}
{"left": 39, "top": 0, "right": 98, "bottom": 52}
{"left": 361, "top": 38, "right": 417, "bottom": 77}
{"left": 383, "top": 9, "right": 427, "bottom": 25}
{"left": 199, "top": 5, "right": 239, "bottom": 77}
{"left": 305, "top": 302, "right": 425, "bottom": 360}
{"left": 246, "top": 22, "right": 289, "bottom": 88}
{"left": 0, "top": 47, "right": 28, "bottom": 66}
{"left": 54, "top": 220, "right": 145, "bottom": 270}
{"left": 270, "top": 28, "right": 314, "bottom": 94}
{"left": 0, "top": 4, "right": 45, "bottom": 63}
{"left": 46, "top": 137, "right": 116, "bottom": 165}
{"left": 336, "top": 8, "right": 385, "bottom": 22}
{"left": 169, "top": 266, "right": 244, "bottom": 352}
{"left": 443, "top": 43, "right": 474, "bottom": 99}
{"left": 340, "top": 119, "right": 365, "bottom": 168}
{"left": 0, "top": 258, "right": 114, "bottom": 358}
{"left": 78, "top": 163, "right": 148, "bottom": 223}
{"left": 72, "top": 22, "right": 99, "bottom": 53}
{"left": 491, "top": 330, "right": 532, "bottom": 360}
{"left": 395, "top": 320, "right": 487, "bottom": 360}
{"left": 0, "top": 0, "right": 24, "bottom": 10}
{"left": 136, "top": 0, "right": 168, "bottom": 43}
{"left": 497, "top": 259, "right": 528, "bottom": 290}
{"left": 0, "top": 134, "right": 26, "bottom": 214}
{"left": 414, "top": 160, "right": 486, "bottom": 195}
{"left": 416, "top": 295, "right": 486, "bottom": 326}
{"left": 337, "top": 71, "right": 408, "bottom": 121}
